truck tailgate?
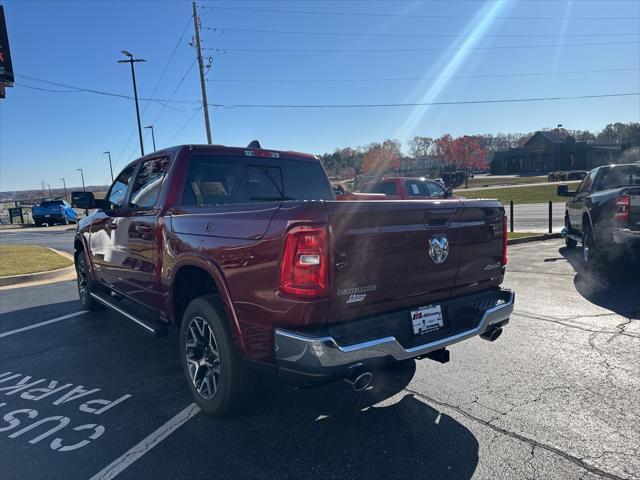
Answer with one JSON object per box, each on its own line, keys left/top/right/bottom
{"left": 326, "top": 199, "right": 466, "bottom": 322}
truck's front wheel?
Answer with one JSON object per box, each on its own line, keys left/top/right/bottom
{"left": 76, "top": 253, "right": 103, "bottom": 311}
{"left": 180, "top": 295, "right": 256, "bottom": 416}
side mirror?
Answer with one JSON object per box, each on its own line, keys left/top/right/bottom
{"left": 72, "top": 191, "right": 111, "bottom": 210}
{"left": 72, "top": 191, "right": 95, "bottom": 209}
{"left": 445, "top": 187, "right": 453, "bottom": 197}
{"left": 556, "top": 185, "right": 574, "bottom": 197}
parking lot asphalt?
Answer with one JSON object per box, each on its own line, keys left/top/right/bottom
{"left": 0, "top": 239, "right": 638, "bottom": 480}
{"left": 0, "top": 226, "right": 76, "bottom": 254}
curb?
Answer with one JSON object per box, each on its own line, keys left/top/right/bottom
{"left": 507, "top": 233, "right": 562, "bottom": 245}
{"left": 0, "top": 248, "right": 75, "bottom": 287}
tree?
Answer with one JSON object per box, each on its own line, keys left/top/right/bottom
{"left": 360, "top": 140, "right": 402, "bottom": 175}
{"left": 407, "top": 136, "right": 434, "bottom": 157}
{"left": 434, "top": 134, "right": 488, "bottom": 171}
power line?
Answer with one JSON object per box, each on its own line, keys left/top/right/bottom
{"left": 15, "top": 81, "right": 192, "bottom": 111}
{"left": 149, "top": 59, "right": 198, "bottom": 125}
{"left": 163, "top": 107, "right": 203, "bottom": 147}
{"left": 206, "top": 67, "right": 639, "bottom": 83}
{"left": 206, "top": 92, "right": 639, "bottom": 109}
{"left": 203, "top": 25, "right": 640, "bottom": 39}
{"left": 199, "top": 5, "right": 640, "bottom": 21}
{"left": 203, "top": 40, "right": 640, "bottom": 54}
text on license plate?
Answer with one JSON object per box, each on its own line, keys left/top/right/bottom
{"left": 410, "top": 305, "right": 443, "bottom": 335}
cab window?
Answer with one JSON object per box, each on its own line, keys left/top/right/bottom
{"left": 129, "top": 157, "right": 170, "bottom": 209}
{"left": 365, "top": 181, "right": 398, "bottom": 195}
{"left": 577, "top": 169, "right": 598, "bottom": 194}
{"left": 107, "top": 164, "right": 137, "bottom": 208}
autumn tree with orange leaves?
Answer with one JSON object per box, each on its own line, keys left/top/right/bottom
{"left": 360, "top": 140, "right": 402, "bottom": 175}
{"left": 435, "top": 134, "right": 489, "bottom": 171}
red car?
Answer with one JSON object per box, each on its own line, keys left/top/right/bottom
{"left": 72, "top": 143, "right": 513, "bottom": 416}
{"left": 357, "top": 176, "right": 455, "bottom": 199}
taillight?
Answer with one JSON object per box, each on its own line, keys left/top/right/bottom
{"left": 279, "top": 225, "right": 328, "bottom": 299}
{"left": 501, "top": 214, "right": 508, "bottom": 266}
{"left": 614, "top": 195, "right": 630, "bottom": 222}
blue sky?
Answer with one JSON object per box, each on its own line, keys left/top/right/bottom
{"left": 0, "top": 0, "right": 639, "bottom": 191}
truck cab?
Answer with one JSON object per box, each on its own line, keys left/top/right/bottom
{"left": 558, "top": 163, "right": 640, "bottom": 266}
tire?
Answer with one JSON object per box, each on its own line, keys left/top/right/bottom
{"left": 76, "top": 253, "right": 103, "bottom": 311}
{"left": 180, "top": 295, "right": 256, "bottom": 416}
{"left": 564, "top": 216, "right": 577, "bottom": 249}
{"left": 582, "top": 223, "right": 599, "bottom": 268}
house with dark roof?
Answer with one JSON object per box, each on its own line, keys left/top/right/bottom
{"left": 490, "top": 130, "right": 622, "bottom": 174}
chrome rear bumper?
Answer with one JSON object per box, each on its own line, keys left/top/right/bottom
{"left": 275, "top": 288, "right": 514, "bottom": 383}
{"left": 612, "top": 227, "right": 640, "bottom": 245}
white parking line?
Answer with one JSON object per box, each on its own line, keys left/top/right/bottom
{"left": 0, "top": 311, "right": 88, "bottom": 338}
{"left": 88, "top": 402, "right": 201, "bottom": 480}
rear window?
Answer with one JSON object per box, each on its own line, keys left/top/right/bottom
{"left": 40, "top": 201, "right": 64, "bottom": 207}
{"left": 182, "top": 155, "right": 333, "bottom": 206}
{"left": 596, "top": 165, "right": 640, "bottom": 191}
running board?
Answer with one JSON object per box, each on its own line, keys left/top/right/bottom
{"left": 90, "top": 292, "right": 168, "bottom": 337}
{"left": 560, "top": 228, "right": 582, "bottom": 243}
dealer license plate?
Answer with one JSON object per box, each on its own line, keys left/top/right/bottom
{"left": 410, "top": 305, "right": 444, "bottom": 335}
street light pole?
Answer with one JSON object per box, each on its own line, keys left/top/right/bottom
{"left": 144, "top": 125, "right": 156, "bottom": 151}
{"left": 47, "top": 184, "right": 52, "bottom": 199}
{"left": 118, "top": 51, "right": 146, "bottom": 157}
{"left": 77, "top": 168, "right": 86, "bottom": 191}
{"left": 556, "top": 123, "right": 563, "bottom": 171}
{"left": 60, "top": 177, "right": 67, "bottom": 201}
{"left": 103, "top": 151, "right": 114, "bottom": 181}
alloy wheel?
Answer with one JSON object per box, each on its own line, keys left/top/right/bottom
{"left": 583, "top": 231, "right": 590, "bottom": 263}
{"left": 185, "top": 316, "right": 221, "bottom": 400}
{"left": 77, "top": 261, "right": 88, "bottom": 298}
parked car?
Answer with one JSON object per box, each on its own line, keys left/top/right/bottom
{"left": 72, "top": 143, "right": 513, "bottom": 416}
{"left": 357, "top": 176, "right": 454, "bottom": 199}
{"left": 558, "top": 163, "right": 640, "bottom": 267}
{"left": 32, "top": 199, "right": 77, "bottom": 226}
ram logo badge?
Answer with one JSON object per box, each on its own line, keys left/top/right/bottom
{"left": 429, "top": 235, "right": 449, "bottom": 264}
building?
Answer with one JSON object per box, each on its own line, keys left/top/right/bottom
{"left": 491, "top": 131, "right": 622, "bottom": 175}
{"left": 397, "top": 155, "right": 446, "bottom": 177}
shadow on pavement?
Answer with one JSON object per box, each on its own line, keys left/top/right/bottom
{"left": 560, "top": 246, "right": 640, "bottom": 319}
{"left": 129, "top": 360, "right": 480, "bottom": 480}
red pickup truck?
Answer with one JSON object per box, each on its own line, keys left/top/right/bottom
{"left": 337, "top": 176, "right": 454, "bottom": 201}
{"left": 72, "top": 143, "right": 514, "bottom": 416}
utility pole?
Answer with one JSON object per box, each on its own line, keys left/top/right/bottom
{"left": 47, "top": 184, "right": 52, "bottom": 199}
{"left": 144, "top": 125, "right": 156, "bottom": 151}
{"left": 104, "top": 151, "right": 114, "bottom": 181}
{"left": 77, "top": 168, "right": 86, "bottom": 191}
{"left": 192, "top": 1, "right": 212, "bottom": 143}
{"left": 118, "top": 51, "right": 146, "bottom": 156}
{"left": 60, "top": 177, "right": 67, "bottom": 201}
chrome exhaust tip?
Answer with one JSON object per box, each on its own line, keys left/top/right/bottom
{"left": 480, "top": 327, "right": 503, "bottom": 342}
{"left": 344, "top": 371, "right": 374, "bottom": 392}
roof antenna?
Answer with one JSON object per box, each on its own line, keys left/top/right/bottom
{"left": 247, "top": 140, "right": 261, "bottom": 149}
